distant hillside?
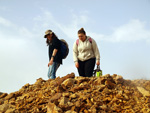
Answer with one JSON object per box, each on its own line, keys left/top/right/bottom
{"left": 0, "top": 73, "right": 150, "bottom": 113}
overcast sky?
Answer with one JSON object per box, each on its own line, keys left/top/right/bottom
{"left": 0, "top": 0, "right": 150, "bottom": 93}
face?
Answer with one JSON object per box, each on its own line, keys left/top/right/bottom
{"left": 46, "top": 34, "right": 52, "bottom": 41}
{"left": 78, "top": 33, "right": 86, "bottom": 42}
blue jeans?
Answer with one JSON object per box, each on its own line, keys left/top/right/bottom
{"left": 47, "top": 62, "right": 60, "bottom": 79}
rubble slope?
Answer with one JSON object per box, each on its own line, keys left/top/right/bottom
{"left": 0, "top": 73, "right": 150, "bottom": 113}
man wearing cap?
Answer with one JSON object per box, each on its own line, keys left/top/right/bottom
{"left": 44, "top": 30, "right": 62, "bottom": 79}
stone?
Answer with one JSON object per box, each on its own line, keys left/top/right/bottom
{"left": 0, "top": 99, "right": 4, "bottom": 105}
{"left": 5, "top": 93, "right": 15, "bottom": 100}
{"left": 0, "top": 104, "right": 9, "bottom": 112}
{"left": 0, "top": 92, "right": 3, "bottom": 96}
{"left": 56, "top": 73, "right": 75, "bottom": 86}
{"left": 137, "top": 87, "right": 150, "bottom": 96}
{"left": 49, "top": 93, "right": 62, "bottom": 103}
{"left": 70, "top": 94, "right": 77, "bottom": 99}
{"left": 61, "top": 78, "right": 76, "bottom": 89}
{"left": 0, "top": 93, "right": 8, "bottom": 99}
{"left": 93, "top": 77, "right": 106, "bottom": 85}
{"left": 47, "top": 102, "right": 63, "bottom": 113}
{"left": 113, "top": 75, "right": 124, "bottom": 84}
{"left": 5, "top": 108, "right": 15, "bottom": 113}
{"left": 103, "top": 74, "right": 111, "bottom": 78}
{"left": 105, "top": 80, "right": 116, "bottom": 89}
{"left": 35, "top": 78, "right": 46, "bottom": 85}
{"left": 70, "top": 82, "right": 90, "bottom": 92}
{"left": 59, "top": 97, "right": 69, "bottom": 106}
{"left": 62, "top": 92, "right": 70, "bottom": 97}
{"left": 65, "top": 110, "right": 77, "bottom": 113}
{"left": 98, "top": 85, "right": 106, "bottom": 91}
{"left": 75, "top": 76, "right": 90, "bottom": 84}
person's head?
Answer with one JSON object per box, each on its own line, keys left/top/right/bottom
{"left": 78, "top": 28, "right": 86, "bottom": 42}
{"left": 44, "top": 30, "right": 57, "bottom": 45}
{"left": 44, "top": 30, "right": 53, "bottom": 40}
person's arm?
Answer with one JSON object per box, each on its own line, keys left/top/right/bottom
{"left": 91, "top": 39, "right": 100, "bottom": 65}
{"left": 48, "top": 38, "right": 60, "bottom": 66}
{"left": 48, "top": 49, "right": 58, "bottom": 67}
{"left": 52, "top": 49, "right": 58, "bottom": 58}
{"left": 73, "top": 42, "right": 79, "bottom": 68}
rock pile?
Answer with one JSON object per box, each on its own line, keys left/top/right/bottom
{"left": 0, "top": 73, "right": 150, "bottom": 113}
{"left": 0, "top": 92, "right": 2, "bottom": 96}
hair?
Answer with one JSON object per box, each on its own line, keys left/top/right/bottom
{"left": 46, "top": 32, "right": 58, "bottom": 46}
{"left": 78, "top": 28, "right": 86, "bottom": 35}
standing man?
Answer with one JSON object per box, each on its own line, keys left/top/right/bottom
{"left": 44, "top": 30, "right": 62, "bottom": 79}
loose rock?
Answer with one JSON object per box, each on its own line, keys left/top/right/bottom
{"left": 0, "top": 73, "right": 150, "bottom": 112}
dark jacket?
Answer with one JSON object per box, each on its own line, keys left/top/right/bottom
{"left": 48, "top": 37, "right": 62, "bottom": 64}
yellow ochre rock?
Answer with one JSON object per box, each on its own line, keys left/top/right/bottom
{"left": 0, "top": 73, "right": 150, "bottom": 113}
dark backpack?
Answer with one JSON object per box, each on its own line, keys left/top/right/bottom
{"left": 60, "top": 39, "right": 69, "bottom": 59}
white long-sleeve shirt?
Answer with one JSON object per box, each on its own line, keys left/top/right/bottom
{"left": 73, "top": 36, "right": 100, "bottom": 62}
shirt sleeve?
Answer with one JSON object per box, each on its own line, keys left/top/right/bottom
{"left": 73, "top": 41, "right": 78, "bottom": 62}
{"left": 91, "top": 38, "right": 100, "bottom": 61}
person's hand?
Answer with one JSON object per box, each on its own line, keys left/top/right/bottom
{"left": 96, "top": 61, "right": 100, "bottom": 66}
{"left": 48, "top": 59, "right": 53, "bottom": 67}
{"left": 75, "top": 62, "right": 79, "bottom": 68}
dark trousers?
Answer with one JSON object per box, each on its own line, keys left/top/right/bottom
{"left": 77, "top": 58, "right": 96, "bottom": 77}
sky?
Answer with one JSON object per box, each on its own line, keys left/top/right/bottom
{"left": 0, "top": 0, "right": 150, "bottom": 93}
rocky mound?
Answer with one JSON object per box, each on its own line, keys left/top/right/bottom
{"left": 0, "top": 92, "right": 3, "bottom": 96}
{"left": 0, "top": 73, "right": 150, "bottom": 113}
